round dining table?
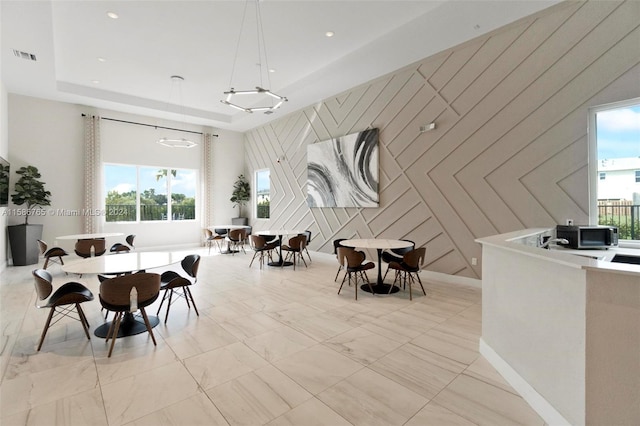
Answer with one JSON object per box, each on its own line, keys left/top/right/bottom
{"left": 258, "top": 229, "right": 306, "bottom": 267}
{"left": 341, "top": 239, "right": 414, "bottom": 294}
{"left": 63, "top": 251, "right": 183, "bottom": 338}
{"left": 55, "top": 232, "right": 124, "bottom": 241}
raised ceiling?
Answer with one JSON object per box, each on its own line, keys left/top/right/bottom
{"left": 1, "top": 0, "right": 559, "bottom": 132}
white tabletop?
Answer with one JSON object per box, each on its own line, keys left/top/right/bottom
{"left": 341, "top": 239, "right": 413, "bottom": 250}
{"left": 56, "top": 232, "right": 124, "bottom": 240}
{"left": 62, "top": 251, "right": 182, "bottom": 275}
{"left": 259, "top": 229, "right": 306, "bottom": 237}
{"left": 210, "top": 225, "right": 250, "bottom": 229}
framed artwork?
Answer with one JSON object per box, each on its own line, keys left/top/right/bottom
{"left": 307, "top": 128, "right": 379, "bottom": 208}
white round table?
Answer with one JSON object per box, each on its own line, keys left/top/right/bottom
{"left": 341, "top": 239, "right": 414, "bottom": 294}
{"left": 209, "top": 225, "right": 250, "bottom": 254}
{"left": 56, "top": 232, "right": 124, "bottom": 240}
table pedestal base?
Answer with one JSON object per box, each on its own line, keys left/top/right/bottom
{"left": 360, "top": 283, "right": 400, "bottom": 294}
{"left": 268, "top": 260, "right": 293, "bottom": 267}
{"left": 94, "top": 313, "right": 160, "bottom": 338}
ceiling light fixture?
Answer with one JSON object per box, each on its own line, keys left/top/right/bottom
{"left": 157, "top": 75, "right": 197, "bottom": 149}
{"left": 325, "top": 31, "right": 335, "bottom": 37}
{"left": 106, "top": 11, "right": 119, "bottom": 19}
{"left": 221, "top": 0, "right": 287, "bottom": 114}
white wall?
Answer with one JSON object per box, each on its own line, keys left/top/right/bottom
{"left": 6, "top": 95, "right": 244, "bottom": 255}
{"left": 0, "top": 71, "right": 7, "bottom": 271}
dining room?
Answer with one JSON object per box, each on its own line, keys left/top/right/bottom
{"left": 2, "top": 1, "right": 639, "bottom": 424}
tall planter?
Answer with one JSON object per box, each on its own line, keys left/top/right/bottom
{"left": 8, "top": 224, "right": 42, "bottom": 266}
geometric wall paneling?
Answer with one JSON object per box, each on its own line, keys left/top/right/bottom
{"left": 246, "top": 0, "right": 640, "bottom": 279}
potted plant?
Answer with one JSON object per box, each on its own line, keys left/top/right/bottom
{"left": 8, "top": 165, "right": 52, "bottom": 265}
{"left": 230, "top": 174, "right": 250, "bottom": 225}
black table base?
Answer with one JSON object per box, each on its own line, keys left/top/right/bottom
{"left": 360, "top": 283, "right": 400, "bottom": 294}
{"left": 268, "top": 260, "right": 293, "bottom": 267}
{"left": 94, "top": 312, "right": 160, "bottom": 338}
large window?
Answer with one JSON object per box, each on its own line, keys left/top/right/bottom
{"left": 105, "top": 164, "right": 197, "bottom": 222}
{"left": 255, "top": 169, "right": 270, "bottom": 219}
{"left": 589, "top": 98, "right": 640, "bottom": 242}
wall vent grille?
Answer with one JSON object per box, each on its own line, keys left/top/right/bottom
{"left": 12, "top": 49, "right": 37, "bottom": 61}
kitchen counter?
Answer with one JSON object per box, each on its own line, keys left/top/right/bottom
{"left": 476, "top": 229, "right": 639, "bottom": 426}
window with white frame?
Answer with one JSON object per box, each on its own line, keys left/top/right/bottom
{"left": 104, "top": 164, "right": 196, "bottom": 222}
{"left": 255, "top": 169, "right": 270, "bottom": 219}
{"left": 589, "top": 98, "right": 640, "bottom": 242}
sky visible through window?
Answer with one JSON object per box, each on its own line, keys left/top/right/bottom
{"left": 596, "top": 105, "right": 640, "bottom": 159}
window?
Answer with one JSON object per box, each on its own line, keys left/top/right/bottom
{"left": 589, "top": 98, "right": 640, "bottom": 241}
{"left": 104, "top": 164, "right": 196, "bottom": 222}
{"left": 255, "top": 169, "right": 270, "bottom": 219}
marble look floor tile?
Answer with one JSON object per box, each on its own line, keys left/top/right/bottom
{"left": 361, "top": 310, "right": 440, "bottom": 344}
{"left": 156, "top": 315, "right": 239, "bottom": 360}
{"left": 184, "top": 341, "right": 269, "bottom": 390}
{"left": 206, "top": 364, "right": 312, "bottom": 426}
{"left": 462, "top": 356, "right": 519, "bottom": 395}
{"left": 272, "top": 344, "right": 363, "bottom": 395}
{"left": 411, "top": 325, "right": 480, "bottom": 366}
{"left": 369, "top": 342, "right": 466, "bottom": 399}
{"left": 244, "top": 326, "right": 317, "bottom": 362}
{"left": 0, "top": 358, "right": 98, "bottom": 418}
{"left": 266, "top": 397, "right": 352, "bottom": 426}
{"left": 101, "top": 360, "right": 199, "bottom": 425}
{"left": 264, "top": 302, "right": 324, "bottom": 323}
{"left": 404, "top": 401, "right": 476, "bottom": 426}
{"left": 0, "top": 388, "right": 108, "bottom": 426}
{"left": 323, "top": 326, "right": 404, "bottom": 365}
{"left": 432, "top": 374, "right": 544, "bottom": 425}
{"left": 218, "top": 312, "right": 285, "bottom": 340}
{"left": 127, "top": 391, "right": 229, "bottom": 426}
{"left": 317, "top": 367, "right": 428, "bottom": 426}
{"left": 284, "top": 312, "right": 356, "bottom": 343}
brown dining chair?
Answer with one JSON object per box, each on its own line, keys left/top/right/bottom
{"left": 337, "top": 247, "right": 375, "bottom": 300}
{"left": 109, "top": 243, "right": 131, "bottom": 253}
{"left": 99, "top": 272, "right": 161, "bottom": 357}
{"left": 125, "top": 234, "right": 136, "bottom": 249}
{"left": 382, "top": 239, "right": 415, "bottom": 280}
{"left": 74, "top": 238, "right": 106, "bottom": 258}
{"left": 156, "top": 254, "right": 200, "bottom": 323}
{"left": 248, "top": 235, "right": 277, "bottom": 269}
{"left": 37, "top": 239, "right": 68, "bottom": 270}
{"left": 227, "top": 228, "right": 247, "bottom": 254}
{"left": 387, "top": 247, "right": 426, "bottom": 300}
{"left": 300, "top": 230, "right": 313, "bottom": 263}
{"left": 32, "top": 269, "right": 94, "bottom": 351}
{"left": 281, "top": 234, "right": 307, "bottom": 270}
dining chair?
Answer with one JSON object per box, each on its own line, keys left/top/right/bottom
{"left": 248, "top": 235, "right": 277, "bottom": 269}
{"left": 333, "top": 238, "right": 356, "bottom": 281}
{"left": 125, "top": 234, "right": 136, "bottom": 250}
{"left": 300, "top": 230, "right": 313, "bottom": 263}
{"left": 227, "top": 228, "right": 247, "bottom": 254}
{"left": 387, "top": 247, "right": 426, "bottom": 300}
{"left": 281, "top": 234, "right": 307, "bottom": 270}
{"left": 109, "top": 242, "right": 131, "bottom": 253}
{"left": 156, "top": 254, "right": 200, "bottom": 323}
{"left": 204, "top": 229, "right": 224, "bottom": 254}
{"left": 99, "top": 272, "right": 161, "bottom": 357}
{"left": 37, "top": 239, "right": 68, "bottom": 270}
{"left": 381, "top": 239, "right": 415, "bottom": 280}
{"left": 337, "top": 247, "right": 375, "bottom": 300}
{"left": 32, "top": 269, "right": 94, "bottom": 351}
{"left": 74, "top": 238, "right": 106, "bottom": 258}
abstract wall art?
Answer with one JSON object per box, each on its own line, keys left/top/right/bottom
{"left": 307, "top": 128, "right": 379, "bottom": 208}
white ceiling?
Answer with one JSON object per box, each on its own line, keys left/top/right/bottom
{"left": 1, "top": 0, "right": 559, "bottom": 132}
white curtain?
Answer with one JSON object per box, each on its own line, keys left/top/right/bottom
{"left": 83, "top": 115, "right": 102, "bottom": 233}
{"left": 201, "top": 132, "right": 214, "bottom": 229}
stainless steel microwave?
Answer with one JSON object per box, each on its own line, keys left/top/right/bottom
{"left": 556, "top": 225, "right": 619, "bottom": 249}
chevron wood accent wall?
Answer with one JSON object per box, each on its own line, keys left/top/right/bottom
{"left": 245, "top": 0, "right": 640, "bottom": 279}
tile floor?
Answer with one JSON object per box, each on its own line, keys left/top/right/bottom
{"left": 0, "top": 247, "right": 545, "bottom": 425}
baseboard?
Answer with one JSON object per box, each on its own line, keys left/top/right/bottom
{"left": 479, "top": 338, "right": 571, "bottom": 426}
{"left": 421, "top": 270, "right": 481, "bottom": 288}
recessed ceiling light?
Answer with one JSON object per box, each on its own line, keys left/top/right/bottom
{"left": 97, "top": 57, "right": 106, "bottom": 62}
{"left": 107, "top": 11, "right": 119, "bottom": 19}
{"left": 325, "top": 31, "right": 335, "bottom": 37}
{"left": 269, "top": 68, "right": 276, "bottom": 73}
{"left": 92, "top": 80, "right": 100, "bottom": 84}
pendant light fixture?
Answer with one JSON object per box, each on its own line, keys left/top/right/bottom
{"left": 157, "top": 75, "right": 197, "bottom": 148}
{"left": 221, "top": 0, "right": 287, "bottom": 114}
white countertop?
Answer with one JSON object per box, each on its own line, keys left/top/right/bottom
{"left": 476, "top": 228, "right": 640, "bottom": 277}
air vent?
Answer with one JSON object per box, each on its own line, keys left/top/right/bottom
{"left": 12, "top": 49, "right": 37, "bottom": 61}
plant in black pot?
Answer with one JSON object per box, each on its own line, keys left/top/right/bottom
{"left": 230, "top": 174, "right": 250, "bottom": 225}
{"left": 8, "top": 165, "right": 52, "bottom": 265}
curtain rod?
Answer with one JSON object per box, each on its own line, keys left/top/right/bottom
{"left": 81, "top": 114, "right": 218, "bottom": 137}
